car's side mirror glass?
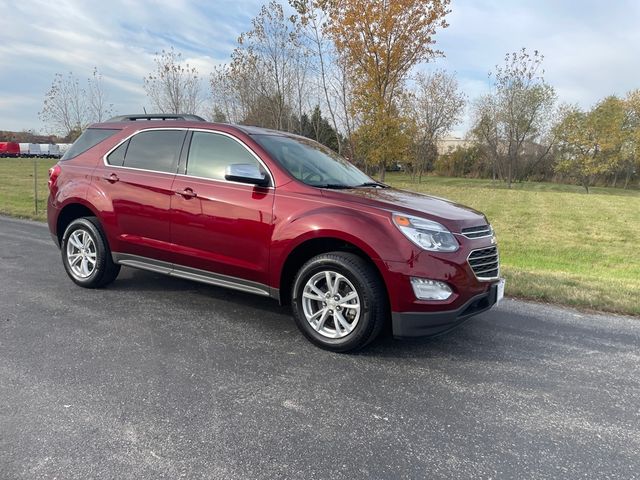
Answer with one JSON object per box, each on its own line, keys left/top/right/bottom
{"left": 225, "top": 163, "right": 270, "bottom": 187}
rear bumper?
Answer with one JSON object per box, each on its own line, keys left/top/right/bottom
{"left": 392, "top": 283, "right": 498, "bottom": 338}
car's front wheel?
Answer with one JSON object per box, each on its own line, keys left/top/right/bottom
{"left": 291, "top": 252, "right": 387, "bottom": 352}
{"left": 61, "top": 217, "right": 120, "bottom": 288}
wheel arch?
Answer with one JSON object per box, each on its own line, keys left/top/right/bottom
{"left": 278, "top": 236, "right": 389, "bottom": 307}
{"left": 55, "top": 201, "right": 100, "bottom": 245}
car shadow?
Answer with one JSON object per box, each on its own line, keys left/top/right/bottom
{"left": 110, "top": 266, "right": 286, "bottom": 315}
{"left": 104, "top": 268, "right": 638, "bottom": 361}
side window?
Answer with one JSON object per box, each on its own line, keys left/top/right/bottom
{"left": 187, "top": 132, "right": 261, "bottom": 181}
{"left": 106, "top": 140, "right": 128, "bottom": 166}
{"left": 119, "top": 130, "right": 186, "bottom": 173}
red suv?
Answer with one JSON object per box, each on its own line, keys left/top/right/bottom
{"left": 47, "top": 114, "right": 504, "bottom": 352}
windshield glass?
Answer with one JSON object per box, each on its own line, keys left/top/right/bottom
{"left": 252, "top": 134, "right": 373, "bottom": 187}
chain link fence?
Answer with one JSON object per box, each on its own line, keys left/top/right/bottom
{"left": 0, "top": 156, "right": 57, "bottom": 220}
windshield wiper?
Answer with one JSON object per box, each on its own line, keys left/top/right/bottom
{"left": 316, "top": 181, "right": 389, "bottom": 189}
{"left": 315, "top": 184, "right": 354, "bottom": 189}
{"left": 353, "top": 181, "right": 389, "bottom": 188}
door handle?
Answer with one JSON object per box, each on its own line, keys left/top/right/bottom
{"left": 103, "top": 173, "right": 119, "bottom": 183}
{"left": 175, "top": 188, "right": 197, "bottom": 199}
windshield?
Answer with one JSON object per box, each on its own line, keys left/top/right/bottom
{"left": 252, "top": 134, "right": 374, "bottom": 188}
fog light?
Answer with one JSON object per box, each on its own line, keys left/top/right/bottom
{"left": 410, "top": 277, "right": 453, "bottom": 300}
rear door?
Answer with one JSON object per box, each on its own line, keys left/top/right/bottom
{"left": 170, "top": 130, "right": 275, "bottom": 285}
{"left": 93, "top": 128, "right": 187, "bottom": 263}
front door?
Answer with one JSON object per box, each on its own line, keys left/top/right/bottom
{"left": 170, "top": 131, "right": 275, "bottom": 286}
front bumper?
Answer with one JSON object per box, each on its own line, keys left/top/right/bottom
{"left": 392, "top": 283, "right": 499, "bottom": 338}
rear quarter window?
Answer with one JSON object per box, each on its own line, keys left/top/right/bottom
{"left": 61, "top": 128, "right": 120, "bottom": 160}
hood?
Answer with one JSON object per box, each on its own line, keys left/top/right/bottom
{"left": 321, "top": 187, "right": 487, "bottom": 232}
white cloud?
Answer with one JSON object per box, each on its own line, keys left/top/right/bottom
{"left": 0, "top": 0, "right": 263, "bottom": 132}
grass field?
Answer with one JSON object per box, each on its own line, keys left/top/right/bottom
{"left": 386, "top": 173, "right": 640, "bottom": 316}
{"left": 0, "top": 157, "right": 55, "bottom": 221}
{"left": 1, "top": 158, "right": 638, "bottom": 316}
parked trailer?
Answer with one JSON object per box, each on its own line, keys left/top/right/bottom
{"left": 0, "top": 142, "right": 20, "bottom": 157}
{"left": 39, "top": 144, "right": 51, "bottom": 157}
{"left": 49, "top": 144, "right": 60, "bottom": 158}
{"left": 19, "top": 143, "right": 30, "bottom": 157}
{"left": 38, "top": 144, "right": 61, "bottom": 158}
{"left": 18, "top": 143, "right": 43, "bottom": 157}
{"left": 10, "top": 142, "right": 65, "bottom": 158}
{"left": 29, "top": 143, "right": 42, "bottom": 157}
{"left": 57, "top": 143, "right": 72, "bottom": 157}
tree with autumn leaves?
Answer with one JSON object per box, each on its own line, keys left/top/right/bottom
{"left": 320, "top": 0, "right": 451, "bottom": 180}
{"left": 37, "top": 0, "right": 640, "bottom": 190}
{"left": 554, "top": 93, "right": 640, "bottom": 192}
{"left": 210, "top": 0, "right": 453, "bottom": 180}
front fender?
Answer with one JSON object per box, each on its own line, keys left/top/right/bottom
{"left": 269, "top": 204, "right": 402, "bottom": 288}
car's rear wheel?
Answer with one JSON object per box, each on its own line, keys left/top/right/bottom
{"left": 291, "top": 252, "right": 387, "bottom": 352}
{"left": 61, "top": 217, "right": 120, "bottom": 288}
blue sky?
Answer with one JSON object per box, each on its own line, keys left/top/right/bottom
{"left": 1, "top": 0, "right": 639, "bottom": 134}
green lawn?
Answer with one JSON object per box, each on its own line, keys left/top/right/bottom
{"left": 1, "top": 159, "right": 638, "bottom": 316}
{"left": 386, "top": 173, "right": 640, "bottom": 316}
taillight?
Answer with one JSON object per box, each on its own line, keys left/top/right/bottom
{"left": 48, "top": 164, "right": 61, "bottom": 190}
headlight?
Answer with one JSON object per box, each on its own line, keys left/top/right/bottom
{"left": 392, "top": 213, "right": 459, "bottom": 252}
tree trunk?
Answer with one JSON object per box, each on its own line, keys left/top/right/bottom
{"left": 492, "top": 157, "right": 496, "bottom": 184}
{"left": 378, "top": 162, "right": 386, "bottom": 182}
{"left": 624, "top": 167, "right": 632, "bottom": 189}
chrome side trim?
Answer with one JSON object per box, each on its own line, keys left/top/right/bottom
{"left": 101, "top": 127, "right": 187, "bottom": 177}
{"left": 101, "top": 127, "right": 276, "bottom": 188}
{"left": 186, "top": 128, "right": 275, "bottom": 188}
{"left": 112, "top": 253, "right": 271, "bottom": 297}
{"left": 115, "top": 257, "right": 172, "bottom": 275}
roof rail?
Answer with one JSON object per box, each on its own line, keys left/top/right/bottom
{"left": 107, "top": 114, "right": 206, "bottom": 122}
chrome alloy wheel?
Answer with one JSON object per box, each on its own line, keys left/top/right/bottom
{"left": 66, "top": 229, "right": 97, "bottom": 279}
{"left": 301, "top": 270, "right": 361, "bottom": 339}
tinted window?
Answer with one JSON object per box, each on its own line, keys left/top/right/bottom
{"left": 123, "top": 130, "right": 186, "bottom": 173}
{"left": 61, "top": 128, "right": 120, "bottom": 160}
{"left": 106, "top": 140, "right": 128, "bottom": 166}
{"left": 187, "top": 132, "right": 260, "bottom": 181}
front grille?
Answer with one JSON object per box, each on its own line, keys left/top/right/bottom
{"left": 461, "top": 224, "right": 493, "bottom": 239}
{"left": 468, "top": 246, "right": 500, "bottom": 280}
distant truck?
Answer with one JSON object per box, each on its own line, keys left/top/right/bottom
{"left": 39, "top": 144, "right": 61, "bottom": 158}
{"left": 19, "top": 143, "right": 43, "bottom": 157}
{"left": 3, "top": 142, "right": 68, "bottom": 158}
{"left": 57, "top": 143, "right": 72, "bottom": 157}
{"left": 0, "top": 142, "right": 20, "bottom": 157}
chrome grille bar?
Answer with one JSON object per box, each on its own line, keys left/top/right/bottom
{"left": 461, "top": 225, "right": 493, "bottom": 239}
{"left": 467, "top": 246, "right": 500, "bottom": 280}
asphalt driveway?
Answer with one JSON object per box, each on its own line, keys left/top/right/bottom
{"left": 1, "top": 216, "right": 639, "bottom": 479}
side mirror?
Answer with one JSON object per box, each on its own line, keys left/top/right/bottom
{"left": 225, "top": 163, "right": 270, "bottom": 187}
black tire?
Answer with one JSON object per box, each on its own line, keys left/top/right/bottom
{"left": 291, "top": 252, "right": 387, "bottom": 352}
{"left": 61, "top": 216, "right": 120, "bottom": 288}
